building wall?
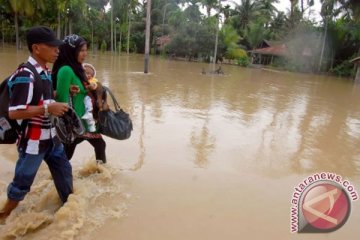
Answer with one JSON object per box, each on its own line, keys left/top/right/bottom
{"left": 356, "top": 66, "right": 360, "bottom": 83}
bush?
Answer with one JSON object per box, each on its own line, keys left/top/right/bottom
{"left": 237, "top": 55, "right": 250, "bottom": 67}
{"left": 100, "top": 40, "right": 107, "bottom": 52}
{"left": 225, "top": 48, "right": 247, "bottom": 60}
{"left": 330, "top": 60, "right": 356, "bottom": 77}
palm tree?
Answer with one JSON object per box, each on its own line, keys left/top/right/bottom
{"left": 55, "top": 0, "right": 67, "bottom": 38}
{"left": 127, "top": 0, "right": 140, "bottom": 54}
{"left": 336, "top": 0, "right": 360, "bottom": 57}
{"left": 258, "top": 0, "right": 279, "bottom": 27}
{"left": 269, "top": 11, "right": 287, "bottom": 39}
{"left": 290, "top": 0, "right": 297, "bottom": 16}
{"left": 9, "top": 0, "right": 45, "bottom": 50}
{"left": 201, "top": 0, "right": 218, "bottom": 17}
{"left": 338, "top": 0, "right": 360, "bottom": 20}
{"left": 230, "top": 0, "right": 261, "bottom": 32}
{"left": 220, "top": 24, "right": 242, "bottom": 60}
{"left": 168, "top": 8, "right": 186, "bottom": 28}
{"left": 318, "top": 0, "right": 336, "bottom": 71}
{"left": 299, "top": 0, "right": 315, "bottom": 15}
{"left": 111, "top": 0, "right": 114, "bottom": 52}
{"left": 245, "top": 22, "right": 269, "bottom": 50}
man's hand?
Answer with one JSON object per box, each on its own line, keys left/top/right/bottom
{"left": 48, "top": 102, "right": 69, "bottom": 117}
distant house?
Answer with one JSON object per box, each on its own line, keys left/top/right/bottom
{"left": 155, "top": 35, "right": 171, "bottom": 47}
{"left": 155, "top": 35, "right": 171, "bottom": 54}
{"left": 258, "top": 40, "right": 283, "bottom": 49}
{"left": 248, "top": 40, "right": 314, "bottom": 67}
{"left": 350, "top": 56, "right": 360, "bottom": 83}
{"left": 248, "top": 42, "right": 288, "bottom": 65}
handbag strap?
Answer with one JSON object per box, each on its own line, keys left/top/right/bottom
{"left": 103, "top": 86, "right": 121, "bottom": 111}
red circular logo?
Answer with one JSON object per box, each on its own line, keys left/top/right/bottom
{"left": 301, "top": 183, "right": 350, "bottom": 231}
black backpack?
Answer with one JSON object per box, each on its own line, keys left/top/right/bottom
{"left": 0, "top": 62, "right": 43, "bottom": 144}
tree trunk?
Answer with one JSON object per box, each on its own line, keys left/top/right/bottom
{"left": 318, "top": 19, "right": 328, "bottom": 72}
{"left": 14, "top": 13, "right": 19, "bottom": 50}
{"left": 64, "top": 18, "right": 68, "bottom": 36}
{"left": 119, "top": 30, "right": 122, "bottom": 54}
{"left": 91, "top": 23, "right": 94, "bottom": 54}
{"left": 330, "top": 50, "right": 335, "bottom": 69}
{"left": 144, "top": 0, "right": 152, "bottom": 73}
{"left": 114, "top": 24, "right": 117, "bottom": 53}
{"left": 354, "top": 48, "right": 360, "bottom": 73}
{"left": 213, "top": 16, "right": 219, "bottom": 72}
{"left": 110, "top": 0, "right": 114, "bottom": 52}
{"left": 2, "top": 21, "right": 4, "bottom": 47}
{"left": 213, "top": 1, "right": 220, "bottom": 72}
{"left": 162, "top": 4, "right": 167, "bottom": 36}
{"left": 57, "top": 10, "right": 61, "bottom": 38}
{"left": 301, "top": 0, "right": 304, "bottom": 14}
{"left": 127, "top": 11, "right": 131, "bottom": 55}
{"left": 69, "top": 20, "right": 73, "bottom": 35}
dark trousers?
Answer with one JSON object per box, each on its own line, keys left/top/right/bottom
{"left": 64, "top": 137, "right": 106, "bottom": 163}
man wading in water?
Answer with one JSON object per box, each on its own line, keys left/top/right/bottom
{"left": 0, "top": 26, "right": 73, "bottom": 219}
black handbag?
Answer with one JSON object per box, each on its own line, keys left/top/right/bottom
{"left": 97, "top": 86, "right": 133, "bottom": 140}
{"left": 52, "top": 107, "right": 85, "bottom": 144}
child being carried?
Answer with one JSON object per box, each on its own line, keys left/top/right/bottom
{"left": 82, "top": 63, "right": 108, "bottom": 132}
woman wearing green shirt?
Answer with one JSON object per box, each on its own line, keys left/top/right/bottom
{"left": 52, "top": 34, "right": 106, "bottom": 163}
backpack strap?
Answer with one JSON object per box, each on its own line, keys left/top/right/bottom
{"left": 21, "top": 62, "right": 44, "bottom": 105}
{"left": 15, "top": 62, "right": 44, "bottom": 132}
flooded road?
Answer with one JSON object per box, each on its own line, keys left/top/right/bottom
{"left": 1, "top": 48, "right": 360, "bottom": 239}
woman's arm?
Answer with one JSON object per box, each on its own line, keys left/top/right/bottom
{"left": 56, "top": 66, "right": 73, "bottom": 103}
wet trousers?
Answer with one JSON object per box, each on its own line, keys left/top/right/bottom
{"left": 7, "top": 139, "right": 73, "bottom": 203}
{"left": 64, "top": 137, "right": 106, "bottom": 163}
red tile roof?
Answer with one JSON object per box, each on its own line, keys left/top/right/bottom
{"left": 249, "top": 44, "right": 288, "bottom": 56}
{"left": 156, "top": 35, "right": 171, "bottom": 46}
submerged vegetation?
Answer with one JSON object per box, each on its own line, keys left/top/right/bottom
{"left": 0, "top": 0, "right": 359, "bottom": 76}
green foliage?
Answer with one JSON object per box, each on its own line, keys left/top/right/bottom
{"left": 269, "top": 11, "right": 287, "bottom": 40}
{"left": 237, "top": 55, "right": 250, "bottom": 67}
{"left": 245, "top": 22, "right": 269, "bottom": 49}
{"left": 226, "top": 48, "right": 247, "bottom": 60}
{"left": 0, "top": 0, "right": 358, "bottom": 75}
{"left": 230, "top": 0, "right": 261, "bottom": 32}
{"left": 330, "top": 59, "right": 356, "bottom": 77}
{"left": 221, "top": 24, "right": 241, "bottom": 49}
{"left": 100, "top": 40, "right": 107, "bottom": 52}
{"left": 167, "top": 5, "right": 216, "bottom": 60}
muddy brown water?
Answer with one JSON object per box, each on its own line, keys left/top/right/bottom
{"left": 0, "top": 48, "right": 360, "bottom": 239}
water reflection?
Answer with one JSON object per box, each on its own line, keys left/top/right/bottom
{"left": 189, "top": 111, "right": 215, "bottom": 168}
{"left": 79, "top": 55, "right": 360, "bottom": 176}
{"left": 131, "top": 90, "right": 146, "bottom": 171}
{"left": 1, "top": 49, "right": 360, "bottom": 177}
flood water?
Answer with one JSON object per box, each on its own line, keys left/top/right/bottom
{"left": 1, "top": 47, "right": 360, "bottom": 239}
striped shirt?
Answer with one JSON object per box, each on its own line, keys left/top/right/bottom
{"left": 8, "top": 56, "right": 56, "bottom": 154}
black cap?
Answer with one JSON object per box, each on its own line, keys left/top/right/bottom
{"left": 26, "top": 26, "right": 63, "bottom": 49}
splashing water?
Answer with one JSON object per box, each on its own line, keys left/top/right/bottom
{"left": 0, "top": 160, "right": 129, "bottom": 240}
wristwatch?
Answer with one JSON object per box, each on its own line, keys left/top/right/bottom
{"left": 43, "top": 103, "right": 49, "bottom": 117}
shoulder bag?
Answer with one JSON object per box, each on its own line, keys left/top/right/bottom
{"left": 97, "top": 86, "right": 133, "bottom": 140}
